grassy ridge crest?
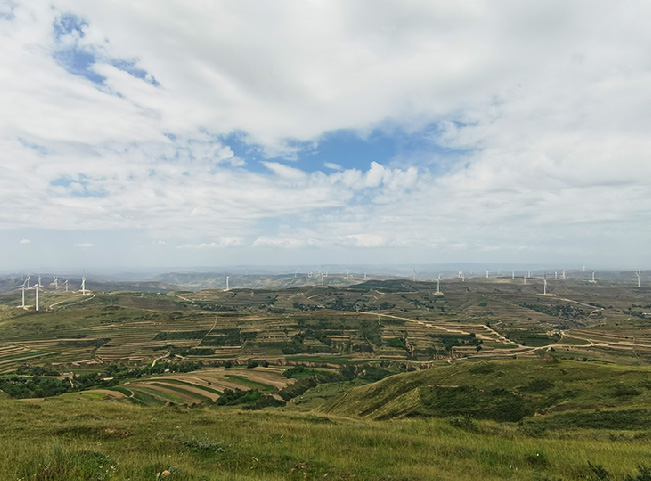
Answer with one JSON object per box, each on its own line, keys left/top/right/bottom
{"left": 322, "top": 359, "right": 651, "bottom": 426}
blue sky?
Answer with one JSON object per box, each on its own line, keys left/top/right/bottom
{"left": 1, "top": 1, "right": 651, "bottom": 272}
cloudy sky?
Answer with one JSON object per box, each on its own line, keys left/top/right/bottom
{"left": 1, "top": 1, "right": 650, "bottom": 271}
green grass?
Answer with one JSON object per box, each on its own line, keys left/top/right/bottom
{"left": 323, "top": 359, "right": 651, "bottom": 424}
{"left": 3, "top": 280, "right": 651, "bottom": 479}
{"left": 0, "top": 396, "right": 650, "bottom": 481}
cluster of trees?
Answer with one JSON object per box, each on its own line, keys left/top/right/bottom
{"left": 0, "top": 372, "right": 115, "bottom": 399}
{"left": 216, "top": 388, "right": 284, "bottom": 409}
{"left": 1, "top": 361, "right": 205, "bottom": 399}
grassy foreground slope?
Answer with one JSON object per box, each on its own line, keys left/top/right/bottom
{"left": 323, "top": 359, "right": 651, "bottom": 427}
{"left": 1, "top": 394, "right": 651, "bottom": 481}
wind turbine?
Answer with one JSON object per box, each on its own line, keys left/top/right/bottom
{"left": 591, "top": 271, "right": 596, "bottom": 283}
{"left": 485, "top": 269, "right": 489, "bottom": 279}
{"left": 53, "top": 277, "right": 58, "bottom": 289}
{"left": 512, "top": 271, "right": 515, "bottom": 280}
{"left": 20, "top": 277, "right": 29, "bottom": 308}
{"left": 436, "top": 274, "right": 441, "bottom": 295}
{"left": 636, "top": 271, "right": 641, "bottom": 288}
{"left": 225, "top": 276, "right": 229, "bottom": 291}
{"left": 412, "top": 269, "right": 416, "bottom": 282}
{"left": 562, "top": 270, "right": 566, "bottom": 280}
{"left": 543, "top": 278, "right": 548, "bottom": 295}
{"left": 81, "top": 277, "right": 86, "bottom": 295}
{"left": 34, "top": 282, "right": 39, "bottom": 311}
{"left": 64, "top": 279, "right": 69, "bottom": 292}
{"left": 554, "top": 271, "right": 558, "bottom": 280}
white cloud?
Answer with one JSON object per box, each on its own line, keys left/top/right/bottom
{"left": 323, "top": 162, "right": 342, "bottom": 171}
{"left": 1, "top": 1, "right": 651, "bottom": 267}
{"left": 177, "top": 238, "right": 244, "bottom": 249}
{"left": 73, "top": 243, "right": 94, "bottom": 248}
{"left": 19, "top": 238, "right": 30, "bottom": 244}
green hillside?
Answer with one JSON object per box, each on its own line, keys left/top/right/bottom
{"left": 323, "top": 359, "right": 651, "bottom": 428}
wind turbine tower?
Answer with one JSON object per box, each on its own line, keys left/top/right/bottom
{"left": 555, "top": 271, "right": 558, "bottom": 280}
{"left": 636, "top": 271, "right": 641, "bottom": 288}
{"left": 485, "top": 269, "right": 489, "bottom": 279}
{"left": 591, "top": 271, "right": 596, "bottom": 283}
{"left": 413, "top": 269, "right": 416, "bottom": 282}
{"left": 512, "top": 271, "right": 515, "bottom": 279}
{"left": 562, "top": 270, "right": 566, "bottom": 280}
{"left": 21, "top": 278, "right": 28, "bottom": 308}
{"left": 35, "top": 283, "right": 39, "bottom": 311}
{"left": 543, "top": 278, "right": 548, "bottom": 295}
{"left": 81, "top": 277, "right": 86, "bottom": 295}
{"left": 54, "top": 277, "right": 58, "bottom": 289}
{"left": 226, "top": 276, "right": 229, "bottom": 291}
{"left": 436, "top": 274, "right": 441, "bottom": 295}
{"left": 64, "top": 279, "right": 69, "bottom": 292}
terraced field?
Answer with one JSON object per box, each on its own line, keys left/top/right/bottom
{"left": 92, "top": 367, "right": 294, "bottom": 406}
{"left": 1, "top": 277, "right": 650, "bottom": 374}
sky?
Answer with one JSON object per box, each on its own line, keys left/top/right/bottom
{"left": 1, "top": 0, "right": 651, "bottom": 272}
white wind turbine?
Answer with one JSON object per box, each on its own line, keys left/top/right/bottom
{"left": 81, "top": 277, "right": 86, "bottom": 295}
{"left": 543, "top": 278, "right": 548, "bottom": 295}
{"left": 436, "top": 274, "right": 441, "bottom": 295}
{"left": 64, "top": 279, "right": 69, "bottom": 292}
{"left": 20, "top": 277, "right": 30, "bottom": 308}
{"left": 636, "top": 271, "right": 641, "bottom": 288}
{"left": 34, "top": 282, "right": 39, "bottom": 311}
